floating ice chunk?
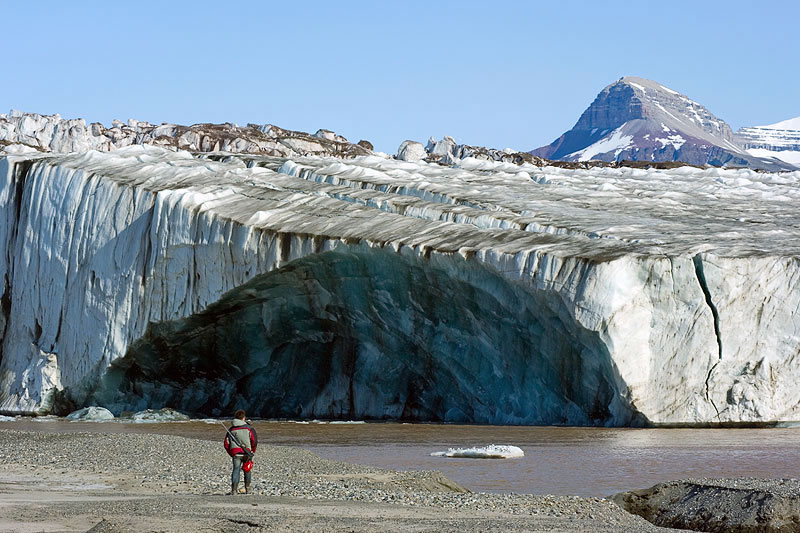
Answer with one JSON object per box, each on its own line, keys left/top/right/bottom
{"left": 304, "top": 419, "right": 366, "bottom": 424}
{"left": 66, "top": 406, "right": 114, "bottom": 421}
{"left": 0, "top": 415, "right": 15, "bottom": 421}
{"left": 129, "top": 408, "right": 190, "bottom": 423}
{"left": 32, "top": 416, "right": 60, "bottom": 422}
{"left": 431, "top": 444, "right": 524, "bottom": 459}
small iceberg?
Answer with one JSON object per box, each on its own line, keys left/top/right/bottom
{"left": 306, "top": 420, "right": 367, "bottom": 424}
{"left": 431, "top": 444, "right": 524, "bottom": 459}
{"left": 130, "top": 408, "right": 190, "bottom": 423}
{"left": 0, "top": 415, "right": 16, "bottom": 422}
{"left": 32, "top": 415, "right": 60, "bottom": 422}
{"left": 66, "top": 406, "right": 115, "bottom": 421}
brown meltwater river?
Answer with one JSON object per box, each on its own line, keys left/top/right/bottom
{"left": 3, "top": 418, "right": 800, "bottom": 496}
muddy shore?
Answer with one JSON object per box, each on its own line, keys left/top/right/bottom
{"left": 0, "top": 429, "right": 682, "bottom": 532}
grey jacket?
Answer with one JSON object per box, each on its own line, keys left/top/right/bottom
{"left": 224, "top": 418, "right": 258, "bottom": 456}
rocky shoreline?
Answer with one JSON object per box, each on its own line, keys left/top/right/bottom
{"left": 0, "top": 428, "right": 677, "bottom": 532}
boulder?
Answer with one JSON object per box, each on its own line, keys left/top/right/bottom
{"left": 613, "top": 478, "right": 800, "bottom": 532}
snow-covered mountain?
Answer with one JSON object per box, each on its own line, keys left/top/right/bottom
{"left": 735, "top": 116, "right": 800, "bottom": 168}
{"left": 2, "top": 136, "right": 800, "bottom": 426}
{"left": 531, "top": 77, "right": 796, "bottom": 171}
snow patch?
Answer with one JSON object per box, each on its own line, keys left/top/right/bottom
{"left": 655, "top": 135, "right": 686, "bottom": 150}
{"left": 655, "top": 103, "right": 684, "bottom": 125}
{"left": 567, "top": 127, "right": 634, "bottom": 161}
{"left": 628, "top": 82, "right": 646, "bottom": 93}
{"left": 759, "top": 117, "right": 800, "bottom": 131}
{"left": 746, "top": 148, "right": 800, "bottom": 168}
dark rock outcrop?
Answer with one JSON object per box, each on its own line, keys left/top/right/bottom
{"left": 613, "top": 478, "right": 800, "bottom": 532}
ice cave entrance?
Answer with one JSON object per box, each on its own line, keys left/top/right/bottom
{"left": 76, "top": 248, "right": 639, "bottom": 426}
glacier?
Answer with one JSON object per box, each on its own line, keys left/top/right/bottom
{"left": 1, "top": 144, "right": 800, "bottom": 426}
{"left": 736, "top": 116, "right": 800, "bottom": 170}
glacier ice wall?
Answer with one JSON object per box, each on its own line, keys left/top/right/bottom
{"left": 1, "top": 146, "right": 800, "bottom": 424}
{"left": 81, "top": 247, "right": 642, "bottom": 425}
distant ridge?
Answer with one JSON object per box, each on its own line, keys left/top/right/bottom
{"left": 757, "top": 116, "right": 800, "bottom": 130}
{"left": 735, "top": 116, "right": 800, "bottom": 169}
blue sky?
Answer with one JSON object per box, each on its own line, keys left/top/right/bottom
{"left": 3, "top": 1, "right": 798, "bottom": 153}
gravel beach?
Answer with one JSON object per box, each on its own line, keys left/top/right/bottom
{"left": 0, "top": 428, "right": 680, "bottom": 532}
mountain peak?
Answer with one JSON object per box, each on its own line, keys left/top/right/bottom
{"left": 531, "top": 77, "right": 795, "bottom": 171}
{"left": 570, "top": 77, "right": 733, "bottom": 143}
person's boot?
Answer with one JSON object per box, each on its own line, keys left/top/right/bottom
{"left": 231, "top": 483, "right": 238, "bottom": 495}
{"left": 245, "top": 482, "right": 251, "bottom": 494}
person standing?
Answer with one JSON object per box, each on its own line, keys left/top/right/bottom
{"left": 223, "top": 409, "right": 258, "bottom": 494}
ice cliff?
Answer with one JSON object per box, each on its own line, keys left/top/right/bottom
{"left": 1, "top": 141, "right": 800, "bottom": 425}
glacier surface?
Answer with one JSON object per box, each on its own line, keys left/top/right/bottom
{"left": 1, "top": 145, "right": 800, "bottom": 425}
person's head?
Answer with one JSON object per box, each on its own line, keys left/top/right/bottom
{"left": 234, "top": 409, "right": 246, "bottom": 421}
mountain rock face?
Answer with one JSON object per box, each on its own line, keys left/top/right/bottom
{"left": 531, "top": 77, "right": 795, "bottom": 171}
{"left": 0, "top": 109, "right": 372, "bottom": 158}
{"left": 1, "top": 140, "right": 800, "bottom": 426}
{"left": 735, "top": 117, "right": 800, "bottom": 169}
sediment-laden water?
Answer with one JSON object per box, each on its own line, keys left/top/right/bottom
{"left": 3, "top": 418, "right": 798, "bottom": 496}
